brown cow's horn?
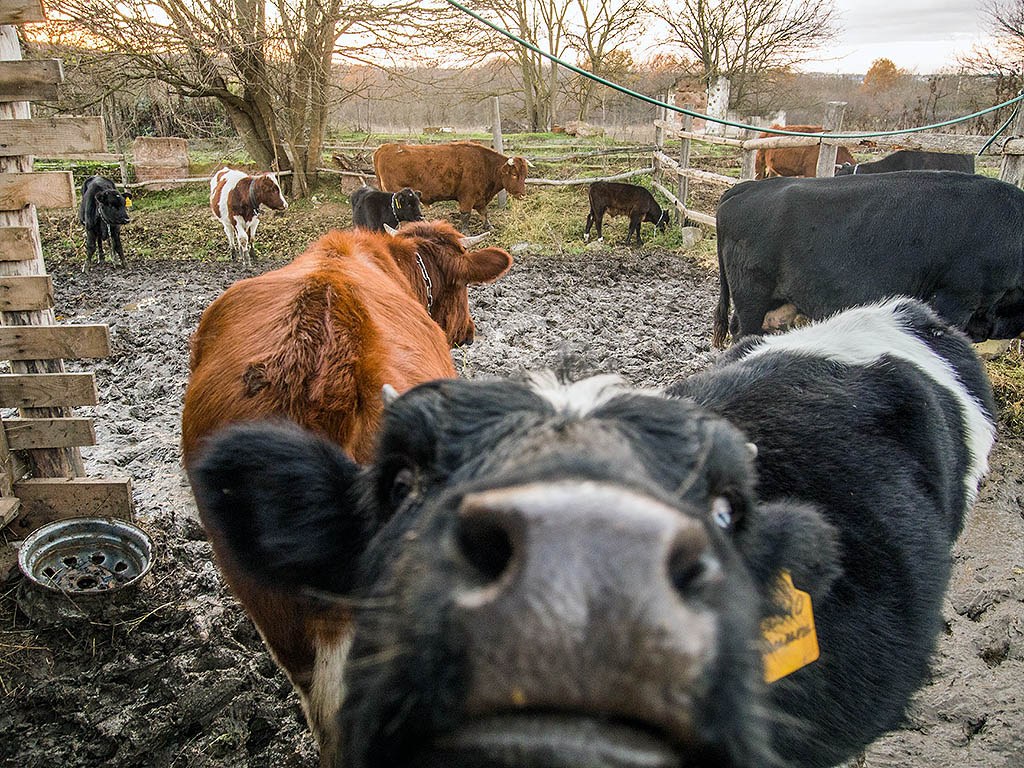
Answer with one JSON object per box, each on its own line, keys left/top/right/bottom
{"left": 525, "top": 158, "right": 535, "bottom": 168}
{"left": 384, "top": 223, "right": 400, "bottom": 236}
{"left": 382, "top": 383, "right": 399, "bottom": 406}
{"left": 460, "top": 232, "right": 489, "bottom": 248}
{"left": 507, "top": 157, "right": 515, "bottom": 166}
{"left": 746, "top": 442, "right": 758, "bottom": 459}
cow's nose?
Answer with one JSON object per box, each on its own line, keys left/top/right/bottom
{"left": 452, "top": 481, "right": 717, "bottom": 735}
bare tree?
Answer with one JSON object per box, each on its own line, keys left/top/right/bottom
{"left": 650, "top": 0, "right": 837, "bottom": 110}
{"left": 959, "top": 1, "right": 1024, "bottom": 104}
{"left": 565, "top": 0, "right": 648, "bottom": 120}
{"left": 48, "top": 0, "right": 431, "bottom": 196}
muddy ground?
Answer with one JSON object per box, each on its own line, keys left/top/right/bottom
{"left": 0, "top": 219, "right": 1022, "bottom": 767}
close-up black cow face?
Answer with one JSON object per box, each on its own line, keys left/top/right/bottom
{"left": 189, "top": 298, "right": 995, "bottom": 768}
{"left": 96, "top": 188, "right": 131, "bottom": 226}
{"left": 191, "top": 373, "right": 835, "bottom": 768}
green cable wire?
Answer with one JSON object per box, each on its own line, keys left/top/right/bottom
{"left": 444, "top": 0, "right": 1024, "bottom": 140}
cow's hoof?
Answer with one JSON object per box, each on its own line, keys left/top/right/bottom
{"left": 583, "top": 234, "right": 590, "bottom": 242}
{"left": 597, "top": 237, "right": 604, "bottom": 243}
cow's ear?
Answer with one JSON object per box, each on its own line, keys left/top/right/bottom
{"left": 189, "top": 421, "right": 372, "bottom": 595}
{"left": 738, "top": 500, "right": 841, "bottom": 608}
{"left": 461, "top": 247, "right": 512, "bottom": 284}
{"left": 414, "top": 189, "right": 422, "bottom": 200}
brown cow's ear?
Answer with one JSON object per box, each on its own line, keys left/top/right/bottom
{"left": 462, "top": 247, "right": 512, "bottom": 284}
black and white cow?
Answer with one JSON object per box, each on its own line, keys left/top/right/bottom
{"left": 78, "top": 175, "right": 131, "bottom": 270}
{"left": 188, "top": 297, "right": 994, "bottom": 768}
{"left": 714, "top": 171, "right": 1024, "bottom": 347}
{"left": 351, "top": 185, "right": 423, "bottom": 232}
{"left": 835, "top": 149, "right": 974, "bottom": 175}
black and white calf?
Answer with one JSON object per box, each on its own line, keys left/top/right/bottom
{"left": 351, "top": 185, "right": 423, "bottom": 232}
{"left": 78, "top": 175, "right": 131, "bottom": 269}
{"left": 189, "top": 297, "right": 994, "bottom": 768}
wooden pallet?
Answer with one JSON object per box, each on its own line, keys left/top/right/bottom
{"left": 0, "top": 4, "right": 132, "bottom": 534}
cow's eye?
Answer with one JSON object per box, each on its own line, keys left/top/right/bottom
{"left": 711, "top": 496, "right": 732, "bottom": 529}
{"left": 390, "top": 467, "right": 415, "bottom": 508}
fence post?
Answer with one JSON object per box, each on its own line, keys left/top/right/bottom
{"left": 815, "top": 102, "right": 846, "bottom": 178}
{"left": 654, "top": 93, "right": 667, "bottom": 187}
{"left": 492, "top": 96, "right": 506, "bottom": 208}
{"left": 999, "top": 104, "right": 1024, "bottom": 188}
{"left": 740, "top": 116, "right": 764, "bottom": 180}
{"left": 677, "top": 104, "right": 693, "bottom": 224}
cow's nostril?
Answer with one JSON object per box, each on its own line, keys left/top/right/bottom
{"left": 456, "top": 511, "right": 513, "bottom": 584}
{"left": 666, "top": 526, "right": 713, "bottom": 595}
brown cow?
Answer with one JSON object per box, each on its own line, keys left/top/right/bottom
{"left": 181, "top": 220, "right": 511, "bottom": 763}
{"left": 754, "top": 125, "right": 856, "bottom": 179}
{"left": 374, "top": 141, "right": 530, "bottom": 228}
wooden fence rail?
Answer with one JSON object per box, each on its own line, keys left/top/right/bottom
{"left": 652, "top": 102, "right": 1024, "bottom": 229}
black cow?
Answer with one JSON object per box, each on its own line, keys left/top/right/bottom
{"left": 78, "top": 175, "right": 131, "bottom": 269}
{"left": 714, "top": 171, "right": 1024, "bottom": 347}
{"left": 835, "top": 149, "right": 974, "bottom": 175}
{"left": 188, "top": 298, "right": 994, "bottom": 768}
{"left": 584, "top": 181, "right": 669, "bottom": 246}
{"left": 351, "top": 185, "right": 423, "bottom": 232}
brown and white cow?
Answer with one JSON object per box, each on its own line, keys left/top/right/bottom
{"left": 753, "top": 125, "right": 856, "bottom": 179}
{"left": 181, "top": 220, "right": 511, "bottom": 762}
{"left": 374, "top": 141, "right": 530, "bottom": 228}
{"left": 209, "top": 167, "right": 288, "bottom": 265}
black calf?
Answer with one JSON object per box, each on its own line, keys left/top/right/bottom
{"left": 351, "top": 185, "right": 423, "bottom": 232}
{"left": 584, "top": 180, "right": 669, "bottom": 246}
{"left": 78, "top": 175, "right": 131, "bottom": 269}
{"left": 835, "top": 149, "right": 975, "bottom": 175}
{"left": 190, "top": 297, "right": 994, "bottom": 768}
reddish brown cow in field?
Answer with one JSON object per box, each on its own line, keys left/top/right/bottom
{"left": 754, "top": 125, "right": 856, "bottom": 179}
{"left": 374, "top": 141, "right": 530, "bottom": 228}
{"left": 181, "top": 220, "right": 511, "bottom": 762}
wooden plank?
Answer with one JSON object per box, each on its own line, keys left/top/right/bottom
{"left": 0, "top": 414, "right": 12, "bottom": 497}
{"left": 0, "top": 171, "right": 74, "bottom": 209}
{"left": 4, "top": 416, "right": 95, "bottom": 450}
{"left": 0, "top": 273, "right": 50, "bottom": 310}
{"left": 0, "top": 224, "right": 32, "bottom": 259}
{"left": 0, "top": 60, "right": 62, "bottom": 102}
{"left": 34, "top": 152, "right": 123, "bottom": 163}
{"left": 684, "top": 208, "right": 717, "bottom": 228}
{"left": 0, "top": 324, "right": 110, "bottom": 359}
{"left": 815, "top": 102, "right": 847, "bottom": 178}
{"left": 0, "top": 0, "right": 46, "bottom": 25}
{"left": 0, "top": 372, "right": 97, "bottom": 407}
{"left": 1000, "top": 103, "right": 1024, "bottom": 188}
{"left": 10, "top": 477, "right": 134, "bottom": 535}
{"left": 0, "top": 495, "right": 18, "bottom": 527}
{"left": 677, "top": 106, "right": 693, "bottom": 224}
{"left": 526, "top": 166, "right": 655, "bottom": 186}
{"left": 655, "top": 122, "right": 746, "bottom": 148}
{"left": 0, "top": 116, "right": 105, "bottom": 157}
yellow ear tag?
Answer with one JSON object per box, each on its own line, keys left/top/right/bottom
{"left": 125, "top": 197, "right": 133, "bottom": 208}
{"left": 762, "top": 571, "right": 819, "bottom": 683}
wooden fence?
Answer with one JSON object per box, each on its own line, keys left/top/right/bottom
{"left": 0, "top": 0, "right": 133, "bottom": 536}
{"left": 651, "top": 101, "right": 1024, "bottom": 229}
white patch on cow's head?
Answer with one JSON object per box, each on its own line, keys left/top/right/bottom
{"left": 527, "top": 371, "right": 662, "bottom": 417}
{"left": 741, "top": 298, "right": 995, "bottom": 504}
{"left": 507, "top": 157, "right": 514, "bottom": 166}
{"left": 268, "top": 173, "right": 288, "bottom": 209}
{"left": 307, "top": 630, "right": 353, "bottom": 763}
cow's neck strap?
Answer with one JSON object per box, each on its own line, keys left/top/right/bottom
{"left": 392, "top": 193, "right": 400, "bottom": 221}
{"left": 657, "top": 208, "right": 668, "bottom": 226}
{"left": 852, "top": 164, "right": 860, "bottom": 175}
{"left": 415, "top": 252, "right": 434, "bottom": 314}
{"left": 249, "top": 178, "right": 261, "bottom": 214}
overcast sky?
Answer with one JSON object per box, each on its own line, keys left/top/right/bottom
{"left": 805, "top": 0, "right": 989, "bottom": 73}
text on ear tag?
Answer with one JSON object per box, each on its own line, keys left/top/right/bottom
{"left": 762, "top": 570, "right": 819, "bottom": 683}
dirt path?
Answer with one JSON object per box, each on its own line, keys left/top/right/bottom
{"left": 0, "top": 246, "right": 1021, "bottom": 767}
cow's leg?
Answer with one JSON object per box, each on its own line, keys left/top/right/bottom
{"left": 732, "top": 287, "right": 774, "bottom": 341}
{"left": 584, "top": 210, "right": 594, "bottom": 241}
{"left": 83, "top": 229, "right": 96, "bottom": 272}
{"left": 929, "top": 292, "right": 976, "bottom": 337}
{"left": 629, "top": 214, "right": 644, "bottom": 247}
{"left": 234, "top": 219, "right": 250, "bottom": 267}
{"left": 110, "top": 226, "right": 126, "bottom": 267}
{"left": 475, "top": 205, "right": 493, "bottom": 230}
{"left": 95, "top": 232, "right": 105, "bottom": 264}
{"left": 594, "top": 208, "right": 605, "bottom": 242}
{"left": 247, "top": 217, "right": 260, "bottom": 262}
{"left": 221, "top": 218, "right": 237, "bottom": 259}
